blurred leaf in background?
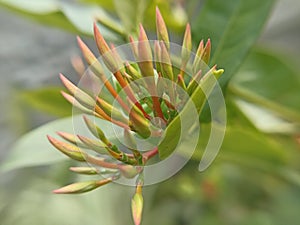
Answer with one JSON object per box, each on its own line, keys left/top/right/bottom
{"left": 0, "top": 0, "right": 300, "bottom": 224}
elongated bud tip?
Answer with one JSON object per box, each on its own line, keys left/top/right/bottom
{"left": 129, "top": 35, "right": 135, "bottom": 43}
{"left": 155, "top": 6, "right": 161, "bottom": 16}
{"left": 59, "top": 73, "right": 65, "bottom": 81}
{"left": 138, "top": 24, "right": 147, "bottom": 42}
{"left": 61, "top": 91, "right": 73, "bottom": 102}
{"left": 53, "top": 179, "right": 112, "bottom": 194}
{"left": 94, "top": 22, "right": 110, "bottom": 55}
{"left": 205, "top": 38, "right": 211, "bottom": 52}
{"left": 156, "top": 7, "right": 164, "bottom": 27}
{"left": 185, "top": 23, "right": 191, "bottom": 34}
{"left": 131, "top": 186, "right": 144, "bottom": 225}
{"left": 93, "top": 22, "right": 99, "bottom": 34}
{"left": 184, "top": 23, "right": 191, "bottom": 46}
{"left": 76, "top": 35, "right": 82, "bottom": 46}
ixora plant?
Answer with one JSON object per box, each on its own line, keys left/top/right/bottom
{"left": 47, "top": 7, "right": 224, "bottom": 225}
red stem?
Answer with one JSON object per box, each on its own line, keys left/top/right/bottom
{"left": 143, "top": 147, "right": 159, "bottom": 161}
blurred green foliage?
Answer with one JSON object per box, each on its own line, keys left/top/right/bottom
{"left": 0, "top": 0, "right": 299, "bottom": 224}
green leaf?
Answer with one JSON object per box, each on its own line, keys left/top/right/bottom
{"left": 0, "top": 115, "right": 119, "bottom": 172}
{"left": 19, "top": 87, "right": 72, "bottom": 117}
{"left": 230, "top": 48, "right": 300, "bottom": 124}
{"left": 0, "top": 0, "right": 81, "bottom": 35}
{"left": 113, "top": 0, "right": 147, "bottom": 35}
{"left": 158, "top": 70, "right": 220, "bottom": 159}
{"left": 60, "top": 2, "right": 120, "bottom": 40}
{"left": 0, "top": 0, "right": 122, "bottom": 40}
{"left": 189, "top": 123, "right": 288, "bottom": 171}
{"left": 79, "top": 0, "right": 115, "bottom": 12}
{"left": 192, "top": 0, "right": 275, "bottom": 88}
{"left": 0, "top": 0, "right": 59, "bottom": 14}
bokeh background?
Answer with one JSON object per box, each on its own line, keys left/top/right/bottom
{"left": 0, "top": 0, "right": 299, "bottom": 224}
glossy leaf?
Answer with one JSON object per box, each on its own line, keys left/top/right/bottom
{"left": 113, "top": 0, "right": 147, "bottom": 35}
{"left": 230, "top": 48, "right": 300, "bottom": 124}
{"left": 183, "top": 123, "right": 289, "bottom": 172}
{"left": 192, "top": 0, "right": 275, "bottom": 88}
{"left": 158, "top": 69, "right": 221, "bottom": 159}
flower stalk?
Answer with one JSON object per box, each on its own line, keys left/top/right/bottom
{"left": 48, "top": 6, "right": 224, "bottom": 225}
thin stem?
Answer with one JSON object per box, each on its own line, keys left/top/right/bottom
{"left": 102, "top": 79, "right": 131, "bottom": 114}
{"left": 115, "top": 71, "right": 152, "bottom": 120}
{"left": 148, "top": 80, "right": 167, "bottom": 123}
{"left": 94, "top": 105, "right": 130, "bottom": 130}
{"left": 143, "top": 147, "right": 159, "bottom": 161}
{"left": 229, "top": 84, "right": 300, "bottom": 124}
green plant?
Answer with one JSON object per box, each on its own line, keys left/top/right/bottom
{"left": 46, "top": 8, "right": 223, "bottom": 224}
{"left": 1, "top": 1, "right": 300, "bottom": 225}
